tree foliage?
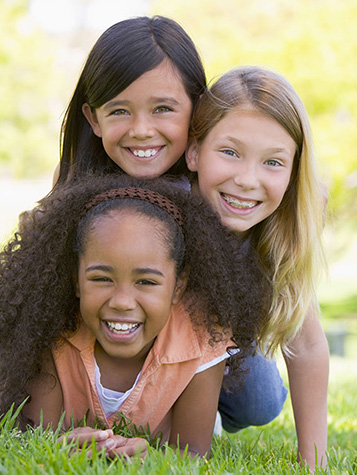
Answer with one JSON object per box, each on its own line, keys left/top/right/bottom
{"left": 0, "top": 0, "right": 60, "bottom": 177}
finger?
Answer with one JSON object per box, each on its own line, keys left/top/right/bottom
{"left": 96, "top": 438, "right": 116, "bottom": 452}
{"left": 67, "top": 438, "right": 116, "bottom": 458}
{"left": 108, "top": 438, "right": 148, "bottom": 458}
{"left": 59, "top": 429, "right": 114, "bottom": 446}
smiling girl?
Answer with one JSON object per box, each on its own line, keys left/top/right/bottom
{"left": 186, "top": 65, "right": 329, "bottom": 469}
{"left": 0, "top": 174, "right": 270, "bottom": 459}
{"left": 190, "top": 108, "right": 295, "bottom": 234}
{"left": 54, "top": 16, "right": 205, "bottom": 183}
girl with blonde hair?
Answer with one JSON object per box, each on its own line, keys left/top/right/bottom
{"left": 187, "top": 65, "right": 329, "bottom": 469}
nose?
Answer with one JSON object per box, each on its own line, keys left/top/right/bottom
{"left": 233, "top": 161, "right": 259, "bottom": 190}
{"left": 108, "top": 285, "right": 136, "bottom": 311}
{"left": 128, "top": 113, "right": 154, "bottom": 140}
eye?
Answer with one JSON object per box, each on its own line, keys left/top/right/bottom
{"left": 154, "top": 106, "right": 173, "bottom": 113}
{"left": 90, "top": 276, "right": 113, "bottom": 283}
{"left": 137, "top": 279, "right": 159, "bottom": 286}
{"left": 110, "top": 109, "right": 129, "bottom": 116}
{"left": 265, "top": 159, "right": 282, "bottom": 167}
{"left": 221, "top": 149, "right": 238, "bottom": 158}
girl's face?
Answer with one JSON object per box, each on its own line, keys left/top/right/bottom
{"left": 76, "top": 210, "right": 186, "bottom": 363}
{"left": 187, "top": 109, "right": 296, "bottom": 234}
{"left": 82, "top": 60, "right": 192, "bottom": 178}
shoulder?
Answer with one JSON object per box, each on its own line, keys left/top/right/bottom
{"left": 156, "top": 303, "right": 233, "bottom": 365}
{"left": 195, "top": 322, "right": 233, "bottom": 366}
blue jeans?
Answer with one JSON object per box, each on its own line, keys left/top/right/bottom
{"left": 218, "top": 352, "right": 288, "bottom": 431}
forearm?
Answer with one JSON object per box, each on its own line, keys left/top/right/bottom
{"left": 170, "top": 361, "right": 225, "bottom": 458}
{"left": 284, "top": 332, "right": 329, "bottom": 469}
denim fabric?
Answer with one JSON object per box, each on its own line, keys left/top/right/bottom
{"left": 218, "top": 352, "right": 288, "bottom": 431}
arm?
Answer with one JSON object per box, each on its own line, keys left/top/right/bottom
{"left": 169, "top": 360, "right": 226, "bottom": 458}
{"left": 25, "top": 350, "right": 147, "bottom": 458}
{"left": 24, "top": 354, "right": 105, "bottom": 447}
{"left": 283, "top": 305, "right": 329, "bottom": 469}
{"left": 24, "top": 350, "right": 64, "bottom": 428}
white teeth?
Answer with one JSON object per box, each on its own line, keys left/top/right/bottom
{"left": 132, "top": 149, "right": 158, "bottom": 158}
{"left": 107, "top": 322, "right": 139, "bottom": 333}
{"left": 222, "top": 194, "right": 257, "bottom": 209}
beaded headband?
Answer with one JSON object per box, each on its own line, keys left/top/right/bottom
{"left": 80, "top": 187, "right": 183, "bottom": 227}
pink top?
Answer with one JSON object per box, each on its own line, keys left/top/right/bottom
{"left": 53, "top": 302, "right": 232, "bottom": 441}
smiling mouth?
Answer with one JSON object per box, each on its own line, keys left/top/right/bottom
{"left": 106, "top": 321, "right": 141, "bottom": 335}
{"left": 129, "top": 148, "right": 161, "bottom": 158}
{"left": 221, "top": 193, "right": 260, "bottom": 209}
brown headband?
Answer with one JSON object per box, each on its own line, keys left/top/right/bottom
{"left": 80, "top": 187, "right": 183, "bottom": 227}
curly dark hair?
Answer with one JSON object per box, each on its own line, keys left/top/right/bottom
{"left": 0, "top": 173, "right": 271, "bottom": 422}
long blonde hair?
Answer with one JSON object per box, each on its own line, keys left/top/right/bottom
{"left": 190, "top": 66, "right": 326, "bottom": 354}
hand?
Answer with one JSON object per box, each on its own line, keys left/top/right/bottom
{"left": 58, "top": 426, "right": 116, "bottom": 456}
{"left": 106, "top": 434, "right": 148, "bottom": 459}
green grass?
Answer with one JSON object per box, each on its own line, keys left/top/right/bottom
{"left": 0, "top": 357, "right": 356, "bottom": 474}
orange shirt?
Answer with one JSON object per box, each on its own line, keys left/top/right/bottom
{"left": 53, "top": 302, "right": 231, "bottom": 441}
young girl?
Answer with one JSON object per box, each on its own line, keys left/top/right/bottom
{"left": 54, "top": 15, "right": 206, "bottom": 184}
{"left": 186, "top": 66, "right": 329, "bottom": 469}
{"left": 0, "top": 174, "right": 270, "bottom": 459}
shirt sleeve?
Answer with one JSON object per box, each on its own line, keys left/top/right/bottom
{"left": 195, "top": 348, "right": 239, "bottom": 374}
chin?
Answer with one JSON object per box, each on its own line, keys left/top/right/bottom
{"left": 223, "top": 219, "right": 251, "bottom": 235}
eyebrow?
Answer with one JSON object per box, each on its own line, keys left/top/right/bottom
{"left": 102, "top": 97, "right": 181, "bottom": 111}
{"left": 134, "top": 268, "right": 165, "bottom": 277}
{"left": 264, "top": 147, "right": 292, "bottom": 154}
{"left": 85, "top": 265, "right": 113, "bottom": 273}
{"left": 85, "top": 265, "right": 164, "bottom": 277}
{"left": 102, "top": 100, "right": 130, "bottom": 111}
{"left": 225, "top": 136, "right": 292, "bottom": 154}
{"left": 150, "top": 97, "right": 181, "bottom": 106}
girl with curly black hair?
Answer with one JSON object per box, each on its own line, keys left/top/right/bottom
{"left": 0, "top": 173, "right": 270, "bottom": 459}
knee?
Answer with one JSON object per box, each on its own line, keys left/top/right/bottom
{"left": 246, "top": 389, "right": 288, "bottom": 426}
{"left": 219, "top": 381, "right": 288, "bottom": 431}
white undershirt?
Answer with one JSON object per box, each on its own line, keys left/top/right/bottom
{"left": 94, "top": 350, "right": 233, "bottom": 418}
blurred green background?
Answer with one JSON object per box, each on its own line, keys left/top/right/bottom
{"left": 1, "top": 0, "right": 356, "bottom": 355}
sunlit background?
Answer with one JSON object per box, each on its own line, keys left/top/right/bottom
{"left": 1, "top": 0, "right": 356, "bottom": 357}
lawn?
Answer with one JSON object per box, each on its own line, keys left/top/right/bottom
{"left": 0, "top": 357, "right": 356, "bottom": 475}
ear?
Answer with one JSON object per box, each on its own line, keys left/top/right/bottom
{"left": 172, "top": 270, "right": 189, "bottom": 304}
{"left": 82, "top": 103, "right": 102, "bottom": 138}
{"left": 185, "top": 141, "right": 200, "bottom": 172}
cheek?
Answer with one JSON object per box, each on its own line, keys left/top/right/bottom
{"left": 276, "top": 176, "right": 292, "bottom": 202}
{"left": 198, "top": 160, "right": 223, "bottom": 193}
{"left": 170, "top": 122, "right": 189, "bottom": 148}
{"left": 148, "top": 288, "right": 176, "bottom": 323}
{"left": 78, "top": 286, "right": 102, "bottom": 315}
{"left": 101, "top": 123, "right": 123, "bottom": 144}
{"left": 169, "top": 110, "right": 190, "bottom": 136}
